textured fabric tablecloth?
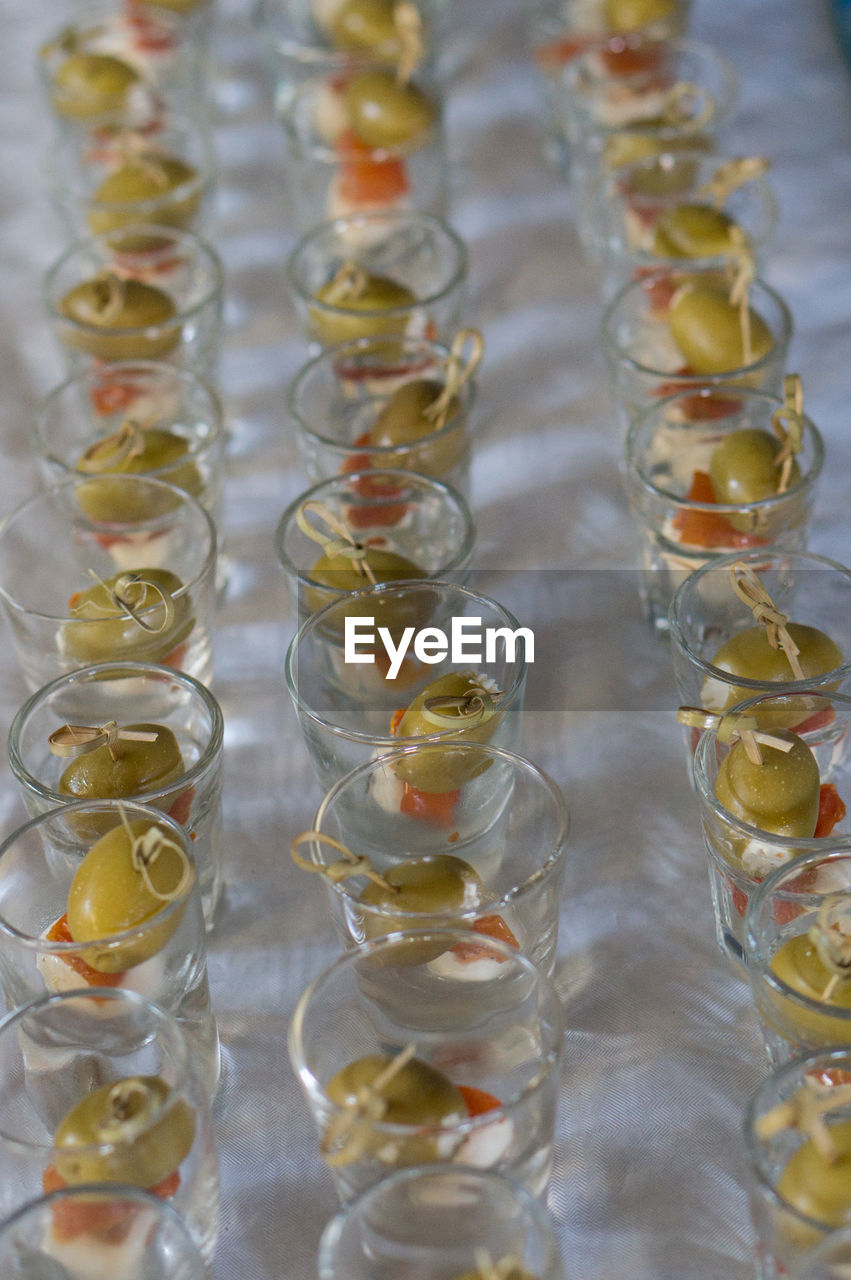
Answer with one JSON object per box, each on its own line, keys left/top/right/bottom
{"left": 1, "top": 1, "right": 850, "bottom": 1276}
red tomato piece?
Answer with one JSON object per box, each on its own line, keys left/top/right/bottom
{"left": 814, "top": 783, "right": 847, "bottom": 838}
{"left": 45, "top": 1165, "right": 181, "bottom": 1243}
{"left": 672, "top": 471, "right": 767, "bottom": 550}
{"left": 336, "top": 130, "right": 410, "bottom": 207}
{"left": 166, "top": 785, "right": 195, "bottom": 826}
{"left": 399, "top": 782, "right": 460, "bottom": 828}
{"left": 534, "top": 34, "right": 591, "bottom": 70}
{"left": 792, "top": 705, "right": 837, "bottom": 736}
{"left": 45, "top": 914, "right": 125, "bottom": 988}
{"left": 457, "top": 1084, "right": 503, "bottom": 1117}
{"left": 90, "top": 379, "right": 142, "bottom": 417}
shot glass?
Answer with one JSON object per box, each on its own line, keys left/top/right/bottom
{"left": 0, "top": 1186, "right": 207, "bottom": 1280}
{"left": 668, "top": 549, "right": 851, "bottom": 716}
{"left": 692, "top": 690, "right": 851, "bottom": 968}
{"left": 300, "top": 743, "right": 569, "bottom": 973}
{"left": 624, "top": 386, "right": 824, "bottom": 633}
{"left": 47, "top": 115, "right": 216, "bottom": 241}
{"left": 745, "top": 849, "right": 851, "bottom": 1066}
{"left": 7, "top": 661, "right": 224, "bottom": 926}
{"left": 0, "top": 987, "right": 220, "bottom": 1255}
{"left": 288, "top": 333, "right": 477, "bottom": 498}
{"left": 254, "top": 0, "right": 439, "bottom": 116}
{"left": 0, "top": 476, "right": 217, "bottom": 692}
{"left": 33, "top": 361, "right": 225, "bottom": 528}
{"left": 275, "top": 470, "right": 475, "bottom": 624}
{"left": 789, "top": 1228, "right": 851, "bottom": 1278}
{"left": 45, "top": 225, "right": 224, "bottom": 381}
{"left": 594, "top": 151, "right": 778, "bottom": 299}
{"left": 285, "top": 580, "right": 529, "bottom": 793}
{"left": 556, "top": 36, "right": 737, "bottom": 250}
{"left": 532, "top": 0, "right": 692, "bottom": 170}
{"left": 0, "top": 799, "right": 219, "bottom": 1097}
{"left": 744, "top": 1047, "right": 851, "bottom": 1279}
{"left": 601, "top": 267, "right": 792, "bottom": 429}
{"left": 288, "top": 929, "right": 565, "bottom": 1203}
{"left": 280, "top": 71, "right": 447, "bottom": 231}
{"left": 39, "top": 8, "right": 210, "bottom": 131}
{"left": 286, "top": 210, "right": 467, "bottom": 351}
{"left": 318, "top": 1164, "right": 567, "bottom": 1280}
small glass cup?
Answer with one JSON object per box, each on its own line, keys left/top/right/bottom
{"left": 668, "top": 549, "right": 851, "bottom": 716}
{"left": 275, "top": 470, "right": 475, "bottom": 624}
{"left": 44, "top": 225, "right": 224, "bottom": 381}
{"left": 692, "top": 690, "right": 851, "bottom": 969}
{"left": 280, "top": 71, "right": 447, "bottom": 231}
{"left": 601, "top": 266, "right": 792, "bottom": 430}
{"left": 47, "top": 115, "right": 217, "bottom": 242}
{"left": 624, "top": 386, "right": 824, "bottom": 634}
{"left": 0, "top": 1185, "right": 208, "bottom": 1280}
{"left": 318, "top": 1164, "right": 567, "bottom": 1280}
{"left": 39, "top": 8, "right": 210, "bottom": 132}
{"left": 288, "top": 333, "right": 476, "bottom": 498}
{"left": 254, "top": 0, "right": 439, "bottom": 116}
{"left": 33, "top": 361, "right": 225, "bottom": 529}
{"left": 286, "top": 210, "right": 467, "bottom": 351}
{"left": 302, "top": 743, "right": 569, "bottom": 973}
{"left": 289, "top": 929, "right": 564, "bottom": 1203}
{"left": 7, "top": 661, "right": 224, "bottom": 926}
{"left": 745, "top": 848, "right": 851, "bottom": 1066}
{"left": 0, "top": 475, "right": 217, "bottom": 692}
{"left": 789, "top": 1228, "right": 851, "bottom": 1278}
{"left": 557, "top": 35, "right": 737, "bottom": 250}
{"left": 0, "top": 799, "right": 219, "bottom": 1097}
{"left": 0, "top": 987, "right": 220, "bottom": 1256}
{"left": 744, "top": 1047, "right": 851, "bottom": 1279}
{"left": 285, "top": 580, "right": 529, "bottom": 793}
{"left": 531, "top": 1, "right": 692, "bottom": 170}
{"left": 594, "top": 150, "right": 778, "bottom": 299}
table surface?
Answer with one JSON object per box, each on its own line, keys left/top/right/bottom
{"left": 1, "top": 1, "right": 850, "bottom": 1277}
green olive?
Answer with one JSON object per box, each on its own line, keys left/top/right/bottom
{"left": 453, "top": 1270, "right": 537, "bottom": 1280}
{"left": 54, "top": 1076, "right": 195, "bottom": 1188}
{"left": 67, "top": 818, "right": 193, "bottom": 970}
{"left": 62, "top": 569, "right": 193, "bottom": 667}
{"left": 392, "top": 672, "right": 498, "bottom": 792}
{"left": 59, "top": 723, "right": 184, "bottom": 802}
{"left": 709, "top": 428, "right": 800, "bottom": 506}
{"left": 777, "top": 1119, "right": 851, "bottom": 1229}
{"left": 707, "top": 624, "right": 844, "bottom": 720}
{"left": 604, "top": 0, "right": 678, "bottom": 31}
{"left": 369, "top": 379, "right": 467, "bottom": 478}
{"left": 667, "top": 278, "right": 774, "bottom": 376}
{"left": 309, "top": 545, "right": 423, "bottom": 596}
{"left": 311, "top": 271, "right": 417, "bottom": 348}
{"left": 51, "top": 52, "right": 140, "bottom": 121}
{"left": 88, "top": 155, "right": 200, "bottom": 235}
{"left": 58, "top": 277, "right": 180, "bottom": 362}
{"left": 328, "top": 0, "right": 401, "bottom": 58}
{"left": 626, "top": 156, "right": 700, "bottom": 199}
{"left": 344, "top": 71, "right": 436, "bottom": 149}
{"left": 326, "top": 1053, "right": 466, "bottom": 1163}
{"left": 771, "top": 935, "right": 851, "bottom": 1011}
{"left": 360, "top": 853, "right": 483, "bottom": 940}
{"left": 653, "top": 204, "right": 739, "bottom": 259}
{"left": 136, "top": 0, "right": 208, "bottom": 10}
{"left": 714, "top": 730, "right": 819, "bottom": 837}
{"left": 603, "top": 131, "right": 710, "bottom": 172}
{"left": 75, "top": 427, "right": 202, "bottom": 521}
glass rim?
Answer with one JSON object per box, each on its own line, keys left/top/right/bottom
{"left": 310, "top": 741, "right": 570, "bottom": 913}
{"left": 284, "top": 579, "right": 529, "bottom": 740}
{"left": 7, "top": 658, "right": 223, "bottom": 807}
{"left": 0, "top": 1179, "right": 196, "bottom": 1232}
{"left": 745, "top": 845, "right": 851, "bottom": 1019}
{"left": 285, "top": 210, "right": 469, "bottom": 313}
{"left": 33, "top": 360, "right": 225, "bottom": 471}
{"left": 288, "top": 333, "right": 475, "bottom": 453}
{"left": 743, "top": 1045, "right": 851, "bottom": 1230}
{"left": 0, "top": 799, "right": 196, "bottom": 952}
{"left": 0, "top": 985, "right": 193, "bottom": 1156}
{"left": 0, "top": 474, "right": 217, "bottom": 621}
{"left": 274, "top": 468, "right": 475, "bottom": 589}
{"left": 252, "top": 0, "right": 433, "bottom": 73}
{"left": 44, "top": 223, "right": 225, "bottom": 330}
{"left": 288, "top": 926, "right": 564, "bottom": 1133}
{"left": 601, "top": 267, "right": 793, "bottom": 379}
{"left": 667, "top": 548, "right": 851, "bottom": 681}
{"left": 625, "top": 386, "right": 824, "bottom": 507}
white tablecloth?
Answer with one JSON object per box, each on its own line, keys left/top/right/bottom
{"left": 1, "top": 1, "right": 850, "bottom": 1276}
